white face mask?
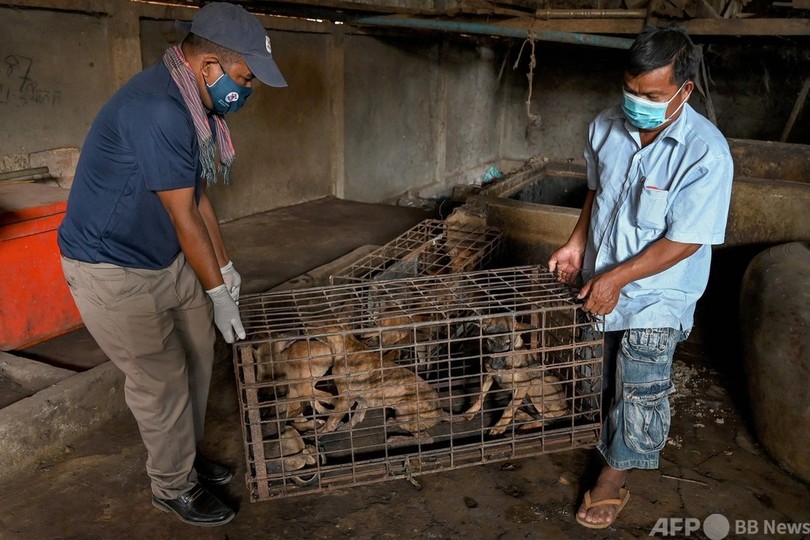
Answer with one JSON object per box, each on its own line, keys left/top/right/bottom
{"left": 622, "top": 81, "right": 690, "bottom": 130}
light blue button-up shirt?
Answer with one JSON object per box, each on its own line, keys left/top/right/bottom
{"left": 582, "top": 103, "right": 734, "bottom": 332}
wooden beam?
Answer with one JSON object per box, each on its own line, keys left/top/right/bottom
{"left": 0, "top": 0, "right": 105, "bottom": 14}
{"left": 681, "top": 17, "right": 810, "bottom": 35}
{"left": 496, "top": 15, "right": 810, "bottom": 35}
{"left": 780, "top": 76, "right": 810, "bottom": 142}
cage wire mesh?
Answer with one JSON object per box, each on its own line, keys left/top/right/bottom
{"left": 329, "top": 219, "right": 502, "bottom": 284}
{"left": 234, "top": 265, "right": 604, "bottom": 501}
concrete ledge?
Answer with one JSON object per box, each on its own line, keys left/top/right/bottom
{"left": 269, "top": 245, "right": 380, "bottom": 291}
{"left": 0, "top": 361, "right": 125, "bottom": 484}
{"left": 0, "top": 351, "right": 76, "bottom": 394}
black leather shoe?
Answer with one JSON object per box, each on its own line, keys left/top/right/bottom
{"left": 152, "top": 483, "right": 235, "bottom": 527}
{"left": 194, "top": 454, "right": 234, "bottom": 486}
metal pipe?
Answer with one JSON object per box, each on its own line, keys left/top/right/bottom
{"left": 351, "top": 16, "right": 634, "bottom": 49}
{"left": 0, "top": 167, "right": 51, "bottom": 183}
{"left": 536, "top": 9, "right": 647, "bottom": 18}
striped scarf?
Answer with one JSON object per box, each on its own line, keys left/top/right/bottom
{"left": 163, "top": 45, "right": 235, "bottom": 184}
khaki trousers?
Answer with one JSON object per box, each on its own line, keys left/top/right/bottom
{"left": 61, "top": 253, "right": 215, "bottom": 499}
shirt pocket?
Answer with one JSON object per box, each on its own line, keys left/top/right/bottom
{"left": 636, "top": 186, "right": 669, "bottom": 230}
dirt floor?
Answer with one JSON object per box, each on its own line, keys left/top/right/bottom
{"left": 2, "top": 197, "right": 809, "bottom": 540}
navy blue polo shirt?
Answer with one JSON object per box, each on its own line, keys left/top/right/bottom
{"left": 58, "top": 61, "right": 204, "bottom": 269}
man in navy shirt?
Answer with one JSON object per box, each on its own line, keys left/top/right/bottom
{"left": 549, "top": 27, "right": 733, "bottom": 529}
{"left": 58, "top": 2, "right": 286, "bottom": 526}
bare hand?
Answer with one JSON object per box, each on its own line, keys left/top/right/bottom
{"left": 548, "top": 245, "right": 584, "bottom": 284}
{"left": 578, "top": 273, "right": 623, "bottom": 315}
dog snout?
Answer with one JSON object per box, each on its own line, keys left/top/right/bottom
{"left": 488, "top": 355, "right": 507, "bottom": 370}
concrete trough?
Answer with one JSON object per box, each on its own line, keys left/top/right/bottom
{"left": 465, "top": 139, "right": 810, "bottom": 268}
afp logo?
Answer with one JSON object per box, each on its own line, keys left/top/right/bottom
{"left": 650, "top": 514, "right": 730, "bottom": 539}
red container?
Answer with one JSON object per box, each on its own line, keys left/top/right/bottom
{"left": 0, "top": 183, "right": 82, "bottom": 350}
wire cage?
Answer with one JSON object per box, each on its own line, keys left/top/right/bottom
{"left": 234, "top": 266, "right": 604, "bottom": 501}
{"left": 329, "top": 219, "right": 502, "bottom": 284}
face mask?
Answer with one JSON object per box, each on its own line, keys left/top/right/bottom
{"left": 205, "top": 69, "right": 252, "bottom": 115}
{"left": 622, "top": 81, "right": 689, "bottom": 130}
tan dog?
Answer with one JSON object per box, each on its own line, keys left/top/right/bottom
{"left": 254, "top": 334, "right": 336, "bottom": 432}
{"left": 264, "top": 426, "right": 320, "bottom": 485}
{"left": 358, "top": 307, "right": 435, "bottom": 374}
{"left": 359, "top": 310, "right": 417, "bottom": 350}
{"left": 463, "top": 316, "right": 569, "bottom": 436}
{"left": 317, "top": 327, "right": 450, "bottom": 443}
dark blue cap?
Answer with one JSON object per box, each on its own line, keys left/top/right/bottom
{"left": 177, "top": 2, "right": 287, "bottom": 88}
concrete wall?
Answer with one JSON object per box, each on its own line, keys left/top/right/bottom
{"left": 0, "top": 7, "right": 113, "bottom": 170}
{"left": 343, "top": 34, "right": 441, "bottom": 202}
{"left": 499, "top": 42, "right": 626, "bottom": 162}
{"left": 1, "top": 2, "right": 808, "bottom": 222}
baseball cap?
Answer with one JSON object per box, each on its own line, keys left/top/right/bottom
{"left": 176, "top": 2, "right": 287, "bottom": 87}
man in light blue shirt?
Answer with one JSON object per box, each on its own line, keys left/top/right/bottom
{"left": 549, "top": 27, "right": 733, "bottom": 529}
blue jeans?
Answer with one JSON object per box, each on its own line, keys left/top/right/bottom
{"left": 596, "top": 327, "right": 688, "bottom": 470}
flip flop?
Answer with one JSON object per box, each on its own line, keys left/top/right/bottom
{"left": 575, "top": 488, "right": 630, "bottom": 529}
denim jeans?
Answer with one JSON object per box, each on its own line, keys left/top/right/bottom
{"left": 596, "top": 327, "right": 688, "bottom": 470}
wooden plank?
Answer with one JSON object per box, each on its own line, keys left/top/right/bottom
{"left": 681, "top": 17, "right": 810, "bottom": 34}
{"left": 495, "top": 15, "right": 810, "bottom": 35}
{"left": 6, "top": 0, "right": 808, "bottom": 36}
{"left": 0, "top": 0, "right": 105, "bottom": 14}
{"left": 780, "top": 76, "right": 810, "bottom": 142}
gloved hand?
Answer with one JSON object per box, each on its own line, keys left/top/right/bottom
{"left": 206, "top": 284, "right": 246, "bottom": 343}
{"left": 220, "top": 261, "right": 242, "bottom": 303}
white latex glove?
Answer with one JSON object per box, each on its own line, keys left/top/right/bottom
{"left": 220, "top": 261, "right": 242, "bottom": 303}
{"left": 206, "top": 284, "right": 246, "bottom": 343}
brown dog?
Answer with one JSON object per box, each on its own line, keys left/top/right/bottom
{"left": 463, "top": 316, "right": 569, "bottom": 436}
{"left": 357, "top": 307, "right": 435, "bottom": 375}
{"left": 317, "top": 327, "right": 449, "bottom": 442}
{"left": 264, "top": 426, "right": 318, "bottom": 471}
{"left": 254, "top": 334, "right": 337, "bottom": 432}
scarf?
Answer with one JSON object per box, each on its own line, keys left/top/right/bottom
{"left": 163, "top": 45, "right": 235, "bottom": 184}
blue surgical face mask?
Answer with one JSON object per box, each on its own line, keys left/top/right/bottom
{"left": 622, "top": 81, "right": 689, "bottom": 130}
{"left": 205, "top": 68, "right": 252, "bottom": 115}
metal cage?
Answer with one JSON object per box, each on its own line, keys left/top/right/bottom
{"left": 329, "top": 219, "right": 502, "bottom": 284}
{"left": 234, "top": 266, "right": 603, "bottom": 501}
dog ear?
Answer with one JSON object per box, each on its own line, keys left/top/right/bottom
{"left": 479, "top": 317, "right": 506, "bottom": 334}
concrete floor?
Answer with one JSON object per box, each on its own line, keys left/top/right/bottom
{"left": 2, "top": 197, "right": 809, "bottom": 540}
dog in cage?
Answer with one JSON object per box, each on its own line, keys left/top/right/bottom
{"left": 317, "top": 327, "right": 453, "bottom": 443}
{"left": 357, "top": 307, "right": 436, "bottom": 374}
{"left": 463, "top": 315, "right": 569, "bottom": 436}
{"left": 264, "top": 426, "right": 320, "bottom": 483}
{"left": 253, "top": 334, "right": 337, "bottom": 432}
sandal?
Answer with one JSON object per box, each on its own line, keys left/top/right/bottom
{"left": 575, "top": 488, "right": 630, "bottom": 529}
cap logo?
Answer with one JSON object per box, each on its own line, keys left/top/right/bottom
{"left": 265, "top": 36, "right": 272, "bottom": 55}
{"left": 225, "top": 91, "right": 239, "bottom": 103}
